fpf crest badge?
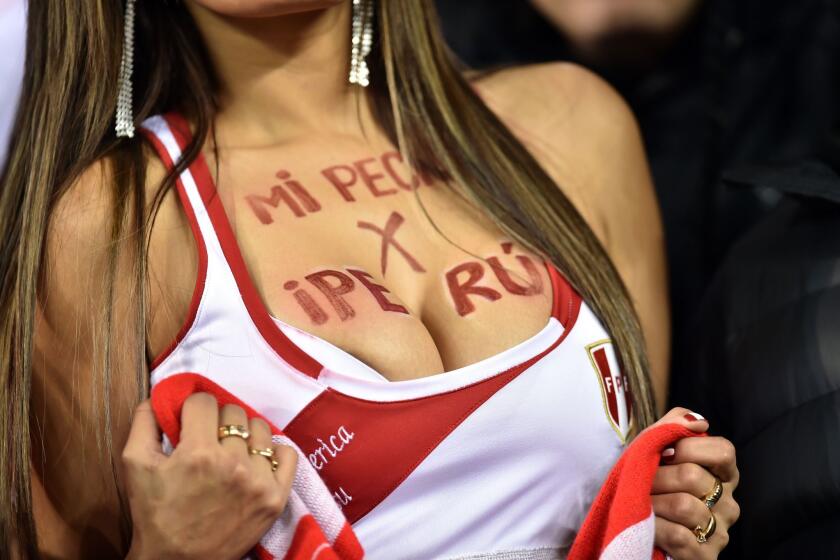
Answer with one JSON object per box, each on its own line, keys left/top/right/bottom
{"left": 586, "top": 339, "right": 633, "bottom": 443}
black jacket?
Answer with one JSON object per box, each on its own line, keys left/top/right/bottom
{"left": 678, "top": 160, "right": 840, "bottom": 558}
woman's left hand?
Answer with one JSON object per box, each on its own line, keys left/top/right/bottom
{"left": 649, "top": 407, "right": 741, "bottom": 559}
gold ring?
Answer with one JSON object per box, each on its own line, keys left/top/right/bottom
{"left": 694, "top": 512, "right": 717, "bottom": 543}
{"left": 703, "top": 476, "right": 723, "bottom": 509}
{"left": 218, "top": 424, "right": 250, "bottom": 441}
{"left": 250, "top": 447, "right": 279, "bottom": 472}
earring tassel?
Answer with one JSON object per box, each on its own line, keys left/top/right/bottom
{"left": 115, "top": 0, "right": 136, "bottom": 138}
{"left": 349, "top": 0, "right": 374, "bottom": 87}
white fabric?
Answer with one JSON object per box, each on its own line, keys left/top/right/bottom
{"left": 350, "top": 307, "right": 620, "bottom": 558}
{"left": 144, "top": 115, "right": 326, "bottom": 427}
{"left": 599, "top": 512, "right": 656, "bottom": 560}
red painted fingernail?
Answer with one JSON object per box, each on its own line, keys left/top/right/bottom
{"left": 684, "top": 412, "right": 705, "bottom": 422}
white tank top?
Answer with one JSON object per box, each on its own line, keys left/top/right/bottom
{"left": 143, "top": 114, "right": 633, "bottom": 560}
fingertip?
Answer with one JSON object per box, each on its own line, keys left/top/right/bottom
{"left": 126, "top": 399, "right": 162, "bottom": 448}
{"left": 276, "top": 443, "right": 299, "bottom": 464}
{"left": 273, "top": 443, "right": 299, "bottom": 489}
{"left": 681, "top": 412, "right": 709, "bottom": 432}
{"left": 184, "top": 391, "right": 218, "bottom": 408}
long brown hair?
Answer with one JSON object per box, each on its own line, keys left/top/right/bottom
{"left": 0, "top": 1, "right": 656, "bottom": 556}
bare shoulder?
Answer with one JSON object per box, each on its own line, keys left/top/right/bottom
{"left": 45, "top": 144, "right": 190, "bottom": 359}
{"left": 46, "top": 159, "right": 120, "bottom": 317}
{"left": 472, "top": 61, "right": 633, "bottom": 132}
{"left": 40, "top": 156, "right": 144, "bottom": 398}
{"left": 43, "top": 149, "right": 181, "bottom": 368}
{"left": 474, "top": 63, "right": 670, "bottom": 407}
{"left": 472, "top": 62, "right": 655, "bottom": 246}
{"left": 46, "top": 152, "right": 167, "bottom": 312}
{"left": 471, "top": 62, "right": 638, "bottom": 145}
{"left": 50, "top": 158, "right": 115, "bottom": 244}
{"left": 35, "top": 153, "right": 164, "bottom": 557}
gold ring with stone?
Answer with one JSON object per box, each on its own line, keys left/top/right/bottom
{"left": 694, "top": 512, "right": 717, "bottom": 543}
{"left": 703, "top": 476, "right": 723, "bottom": 509}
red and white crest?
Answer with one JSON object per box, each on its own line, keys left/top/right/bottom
{"left": 586, "top": 339, "right": 633, "bottom": 443}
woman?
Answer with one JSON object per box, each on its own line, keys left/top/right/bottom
{"left": 0, "top": 1, "right": 739, "bottom": 558}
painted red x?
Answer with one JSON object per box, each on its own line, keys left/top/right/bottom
{"left": 357, "top": 211, "right": 426, "bottom": 276}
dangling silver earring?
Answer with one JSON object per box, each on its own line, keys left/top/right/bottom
{"left": 115, "top": 0, "right": 136, "bottom": 138}
{"left": 348, "top": 0, "right": 374, "bottom": 87}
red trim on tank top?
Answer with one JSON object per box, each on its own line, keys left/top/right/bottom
{"left": 548, "top": 265, "right": 581, "bottom": 327}
{"left": 157, "top": 112, "right": 582, "bottom": 380}
{"left": 142, "top": 128, "right": 209, "bottom": 371}
{"left": 162, "top": 114, "right": 324, "bottom": 377}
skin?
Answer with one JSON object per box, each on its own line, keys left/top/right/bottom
{"left": 30, "top": 0, "right": 738, "bottom": 558}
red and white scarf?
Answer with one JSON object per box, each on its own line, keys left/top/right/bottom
{"left": 152, "top": 381, "right": 697, "bottom": 560}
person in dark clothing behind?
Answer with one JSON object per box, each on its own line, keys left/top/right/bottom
{"left": 435, "top": 0, "right": 840, "bottom": 405}
{"left": 678, "top": 129, "right": 840, "bottom": 558}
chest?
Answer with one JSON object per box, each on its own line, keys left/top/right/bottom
{"left": 149, "top": 138, "right": 554, "bottom": 381}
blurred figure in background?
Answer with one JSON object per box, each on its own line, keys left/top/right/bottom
{"left": 683, "top": 127, "right": 840, "bottom": 558}
{"left": 437, "top": 0, "right": 840, "bottom": 375}
{"left": 529, "top": 0, "right": 700, "bottom": 68}
{"left": 0, "top": 0, "right": 26, "bottom": 169}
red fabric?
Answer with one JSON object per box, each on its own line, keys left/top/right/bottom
{"left": 151, "top": 373, "right": 281, "bottom": 447}
{"left": 283, "top": 515, "right": 340, "bottom": 560}
{"left": 150, "top": 374, "right": 363, "bottom": 560}
{"left": 140, "top": 127, "right": 208, "bottom": 371}
{"left": 569, "top": 423, "right": 703, "bottom": 560}
{"left": 162, "top": 113, "right": 324, "bottom": 378}
{"left": 333, "top": 524, "right": 365, "bottom": 559}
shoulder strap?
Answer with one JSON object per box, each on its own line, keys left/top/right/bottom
{"left": 141, "top": 114, "right": 225, "bottom": 258}
{"left": 141, "top": 114, "right": 239, "bottom": 370}
{"left": 141, "top": 114, "right": 324, "bottom": 377}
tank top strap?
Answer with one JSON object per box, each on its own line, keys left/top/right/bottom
{"left": 546, "top": 264, "right": 583, "bottom": 330}
{"left": 141, "top": 113, "right": 264, "bottom": 371}
{"left": 140, "top": 114, "right": 225, "bottom": 259}
{"left": 141, "top": 113, "right": 324, "bottom": 377}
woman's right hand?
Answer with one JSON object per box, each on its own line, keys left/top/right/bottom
{"left": 122, "top": 393, "right": 298, "bottom": 560}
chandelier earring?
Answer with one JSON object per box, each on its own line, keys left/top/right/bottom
{"left": 348, "top": 0, "right": 374, "bottom": 87}
{"left": 115, "top": 0, "right": 136, "bottom": 138}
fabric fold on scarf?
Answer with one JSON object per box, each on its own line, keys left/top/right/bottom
{"left": 151, "top": 373, "right": 364, "bottom": 560}
{"left": 151, "top": 374, "right": 699, "bottom": 560}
